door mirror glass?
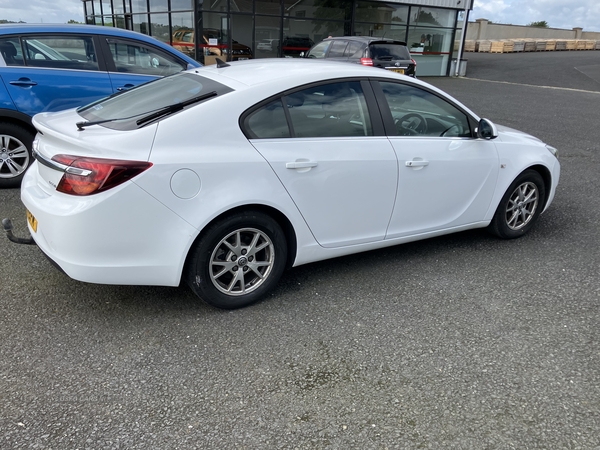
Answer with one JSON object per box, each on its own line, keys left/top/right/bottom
{"left": 477, "top": 118, "right": 498, "bottom": 140}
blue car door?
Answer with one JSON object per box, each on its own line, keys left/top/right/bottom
{"left": 0, "top": 35, "right": 113, "bottom": 116}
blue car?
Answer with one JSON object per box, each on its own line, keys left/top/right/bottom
{"left": 0, "top": 23, "right": 200, "bottom": 187}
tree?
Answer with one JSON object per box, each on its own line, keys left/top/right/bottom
{"left": 68, "top": 19, "right": 83, "bottom": 24}
{"left": 527, "top": 20, "right": 549, "bottom": 28}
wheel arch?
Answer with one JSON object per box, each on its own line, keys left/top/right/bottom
{"left": 0, "top": 110, "right": 36, "bottom": 135}
{"left": 182, "top": 203, "right": 298, "bottom": 279}
{"left": 525, "top": 164, "right": 552, "bottom": 209}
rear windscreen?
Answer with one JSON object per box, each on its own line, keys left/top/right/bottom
{"left": 369, "top": 44, "right": 411, "bottom": 60}
{"left": 77, "top": 72, "right": 231, "bottom": 130}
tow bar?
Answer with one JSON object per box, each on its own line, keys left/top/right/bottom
{"left": 2, "top": 218, "right": 36, "bottom": 245}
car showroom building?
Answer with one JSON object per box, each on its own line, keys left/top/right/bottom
{"left": 81, "top": 0, "right": 473, "bottom": 75}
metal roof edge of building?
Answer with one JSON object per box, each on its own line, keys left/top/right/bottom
{"left": 381, "top": 0, "right": 473, "bottom": 11}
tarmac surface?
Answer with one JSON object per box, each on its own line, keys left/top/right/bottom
{"left": 1, "top": 51, "right": 599, "bottom": 449}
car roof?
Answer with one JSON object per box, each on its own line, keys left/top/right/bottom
{"left": 200, "top": 59, "right": 410, "bottom": 88}
{"left": 0, "top": 23, "right": 149, "bottom": 38}
{"left": 325, "top": 36, "right": 407, "bottom": 46}
{"left": 191, "top": 59, "right": 479, "bottom": 119}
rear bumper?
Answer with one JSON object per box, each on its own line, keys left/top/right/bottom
{"left": 20, "top": 164, "right": 198, "bottom": 287}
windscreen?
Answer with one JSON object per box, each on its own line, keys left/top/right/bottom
{"left": 77, "top": 72, "right": 232, "bottom": 130}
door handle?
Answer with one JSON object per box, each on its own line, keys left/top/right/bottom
{"left": 405, "top": 160, "right": 429, "bottom": 167}
{"left": 117, "top": 84, "right": 135, "bottom": 91}
{"left": 286, "top": 161, "right": 318, "bottom": 169}
{"left": 9, "top": 78, "right": 37, "bottom": 87}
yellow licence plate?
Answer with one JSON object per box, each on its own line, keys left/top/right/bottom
{"left": 388, "top": 68, "right": 405, "bottom": 74}
{"left": 26, "top": 209, "right": 37, "bottom": 233}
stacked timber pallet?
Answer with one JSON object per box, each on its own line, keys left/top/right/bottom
{"left": 490, "top": 41, "right": 504, "bottom": 53}
{"left": 555, "top": 40, "right": 567, "bottom": 50}
{"left": 477, "top": 40, "right": 492, "bottom": 52}
{"left": 503, "top": 40, "right": 515, "bottom": 52}
{"left": 464, "top": 40, "right": 476, "bottom": 52}
{"left": 511, "top": 40, "right": 525, "bottom": 52}
{"left": 462, "top": 38, "right": 599, "bottom": 52}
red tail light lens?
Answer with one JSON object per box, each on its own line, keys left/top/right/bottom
{"left": 52, "top": 154, "right": 152, "bottom": 196}
{"left": 360, "top": 58, "right": 373, "bottom": 66}
{"left": 411, "top": 58, "right": 417, "bottom": 67}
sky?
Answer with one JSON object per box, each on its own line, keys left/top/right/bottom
{"left": 1, "top": 0, "right": 599, "bottom": 32}
{"left": 471, "top": 0, "right": 599, "bottom": 31}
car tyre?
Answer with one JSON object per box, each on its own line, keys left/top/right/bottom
{"left": 489, "top": 169, "right": 546, "bottom": 239}
{"left": 0, "top": 123, "right": 34, "bottom": 188}
{"left": 186, "top": 211, "right": 287, "bottom": 309}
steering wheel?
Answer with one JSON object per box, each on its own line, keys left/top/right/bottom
{"left": 394, "top": 113, "right": 428, "bottom": 136}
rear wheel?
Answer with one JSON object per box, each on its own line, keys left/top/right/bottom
{"left": 186, "top": 211, "right": 287, "bottom": 309}
{"left": 489, "top": 169, "right": 546, "bottom": 239}
{"left": 0, "top": 123, "right": 34, "bottom": 188}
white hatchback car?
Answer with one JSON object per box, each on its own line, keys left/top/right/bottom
{"left": 12, "top": 59, "right": 560, "bottom": 309}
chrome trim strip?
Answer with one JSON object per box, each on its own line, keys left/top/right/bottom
{"left": 32, "top": 150, "right": 92, "bottom": 176}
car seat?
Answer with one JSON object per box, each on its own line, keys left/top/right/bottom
{"left": 0, "top": 41, "right": 18, "bottom": 65}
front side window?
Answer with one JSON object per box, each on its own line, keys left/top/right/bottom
{"left": 106, "top": 39, "right": 187, "bottom": 76}
{"left": 379, "top": 81, "right": 471, "bottom": 137}
{"left": 21, "top": 36, "right": 99, "bottom": 71}
{"left": 306, "top": 41, "right": 330, "bottom": 58}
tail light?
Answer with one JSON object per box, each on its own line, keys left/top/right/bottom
{"left": 51, "top": 154, "right": 152, "bottom": 196}
{"left": 411, "top": 58, "right": 417, "bottom": 67}
{"left": 360, "top": 58, "right": 373, "bottom": 66}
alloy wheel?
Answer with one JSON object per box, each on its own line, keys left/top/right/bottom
{"left": 505, "top": 181, "right": 539, "bottom": 230}
{"left": 0, "top": 134, "right": 30, "bottom": 179}
{"left": 209, "top": 227, "right": 275, "bottom": 296}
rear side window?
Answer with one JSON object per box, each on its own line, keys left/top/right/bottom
{"left": 244, "top": 81, "right": 373, "bottom": 139}
{"left": 106, "top": 39, "right": 187, "bottom": 76}
{"left": 245, "top": 99, "right": 290, "bottom": 138}
{"left": 0, "top": 38, "right": 24, "bottom": 66}
{"left": 369, "top": 43, "right": 411, "bottom": 60}
{"left": 10, "top": 36, "right": 99, "bottom": 70}
{"left": 328, "top": 40, "right": 348, "bottom": 57}
{"left": 344, "top": 41, "right": 364, "bottom": 58}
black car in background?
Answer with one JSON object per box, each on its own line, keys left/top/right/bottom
{"left": 304, "top": 36, "right": 416, "bottom": 77}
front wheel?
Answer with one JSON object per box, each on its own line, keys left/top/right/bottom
{"left": 489, "top": 169, "right": 546, "bottom": 239}
{"left": 0, "top": 123, "right": 35, "bottom": 188}
{"left": 185, "top": 211, "right": 287, "bottom": 309}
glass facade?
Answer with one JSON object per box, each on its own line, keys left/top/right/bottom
{"left": 82, "top": 0, "right": 464, "bottom": 75}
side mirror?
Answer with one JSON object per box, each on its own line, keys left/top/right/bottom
{"left": 477, "top": 118, "right": 498, "bottom": 140}
{"left": 299, "top": 51, "right": 305, "bottom": 57}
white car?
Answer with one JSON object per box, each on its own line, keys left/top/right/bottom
{"left": 15, "top": 59, "right": 560, "bottom": 309}
{"left": 257, "top": 39, "right": 279, "bottom": 52}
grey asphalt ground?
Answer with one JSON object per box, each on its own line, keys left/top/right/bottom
{"left": 1, "top": 51, "right": 599, "bottom": 449}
